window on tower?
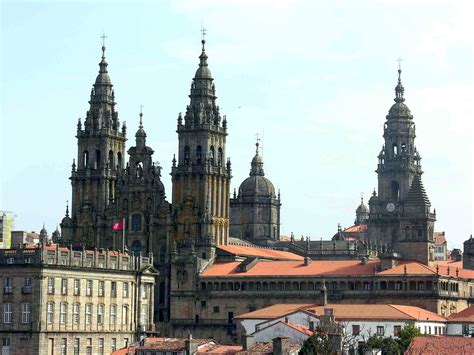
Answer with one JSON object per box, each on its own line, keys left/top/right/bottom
{"left": 83, "top": 151, "right": 89, "bottom": 168}
{"left": 209, "top": 146, "right": 215, "bottom": 164}
{"left": 184, "top": 146, "right": 190, "bottom": 164}
{"left": 393, "top": 144, "right": 398, "bottom": 156}
{"left": 218, "top": 148, "right": 223, "bottom": 165}
{"left": 391, "top": 181, "right": 400, "bottom": 200}
{"left": 117, "top": 152, "right": 122, "bottom": 168}
{"left": 136, "top": 162, "right": 143, "bottom": 178}
{"left": 131, "top": 214, "right": 142, "bottom": 232}
{"left": 108, "top": 150, "right": 114, "bottom": 168}
{"left": 196, "top": 146, "right": 202, "bottom": 165}
{"left": 95, "top": 150, "right": 101, "bottom": 169}
{"left": 401, "top": 143, "right": 406, "bottom": 152}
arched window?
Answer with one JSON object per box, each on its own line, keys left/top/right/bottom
{"left": 401, "top": 143, "right": 407, "bottom": 152}
{"left": 136, "top": 162, "right": 143, "bottom": 179}
{"left": 83, "top": 151, "right": 89, "bottom": 168}
{"left": 209, "top": 146, "right": 215, "bottom": 164}
{"left": 393, "top": 144, "right": 398, "bottom": 156}
{"left": 131, "top": 240, "right": 142, "bottom": 256}
{"left": 131, "top": 214, "right": 142, "bottom": 232}
{"left": 218, "top": 148, "right": 223, "bottom": 166}
{"left": 391, "top": 181, "right": 400, "bottom": 200}
{"left": 117, "top": 152, "right": 122, "bottom": 168}
{"left": 184, "top": 146, "right": 190, "bottom": 164}
{"left": 196, "top": 146, "right": 202, "bottom": 164}
{"left": 95, "top": 150, "right": 101, "bottom": 169}
{"left": 108, "top": 150, "right": 114, "bottom": 168}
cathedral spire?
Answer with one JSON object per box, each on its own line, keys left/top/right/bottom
{"left": 394, "top": 62, "right": 405, "bottom": 103}
{"left": 250, "top": 142, "right": 265, "bottom": 176}
{"left": 135, "top": 107, "right": 147, "bottom": 147}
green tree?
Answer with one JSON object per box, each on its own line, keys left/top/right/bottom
{"left": 299, "top": 326, "right": 338, "bottom": 355}
{"left": 396, "top": 324, "right": 421, "bottom": 352}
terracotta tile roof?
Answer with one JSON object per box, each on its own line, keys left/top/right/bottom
{"left": 278, "top": 321, "right": 314, "bottom": 336}
{"left": 405, "top": 336, "right": 474, "bottom": 355}
{"left": 305, "top": 304, "right": 445, "bottom": 322}
{"left": 217, "top": 245, "right": 303, "bottom": 261}
{"left": 198, "top": 344, "right": 243, "bottom": 354}
{"left": 235, "top": 303, "right": 317, "bottom": 319}
{"left": 379, "top": 260, "right": 474, "bottom": 279}
{"left": 234, "top": 341, "right": 300, "bottom": 355}
{"left": 343, "top": 224, "right": 367, "bottom": 233}
{"left": 448, "top": 306, "right": 474, "bottom": 322}
{"left": 202, "top": 259, "right": 379, "bottom": 277}
{"left": 434, "top": 232, "right": 446, "bottom": 245}
{"left": 237, "top": 303, "right": 445, "bottom": 322}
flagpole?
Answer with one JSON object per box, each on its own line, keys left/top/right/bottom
{"left": 122, "top": 217, "right": 126, "bottom": 253}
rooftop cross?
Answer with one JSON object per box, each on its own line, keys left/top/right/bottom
{"left": 200, "top": 23, "right": 207, "bottom": 42}
{"left": 139, "top": 104, "right": 144, "bottom": 128}
{"left": 397, "top": 57, "right": 403, "bottom": 71}
{"left": 255, "top": 132, "right": 261, "bottom": 153}
{"left": 100, "top": 32, "right": 107, "bottom": 58}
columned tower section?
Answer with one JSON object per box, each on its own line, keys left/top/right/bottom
{"left": 367, "top": 67, "right": 436, "bottom": 265}
{"left": 171, "top": 39, "right": 231, "bottom": 258}
{"left": 64, "top": 44, "right": 126, "bottom": 246}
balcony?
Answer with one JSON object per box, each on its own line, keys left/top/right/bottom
{"left": 3, "top": 286, "right": 13, "bottom": 294}
{"left": 22, "top": 286, "right": 32, "bottom": 294}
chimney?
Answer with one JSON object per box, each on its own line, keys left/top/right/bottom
{"left": 185, "top": 333, "right": 198, "bottom": 355}
{"left": 304, "top": 256, "right": 312, "bottom": 266}
{"left": 242, "top": 334, "right": 254, "bottom": 351}
{"left": 273, "top": 336, "right": 291, "bottom": 355}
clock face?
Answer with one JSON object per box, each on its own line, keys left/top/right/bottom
{"left": 386, "top": 202, "right": 396, "bottom": 212}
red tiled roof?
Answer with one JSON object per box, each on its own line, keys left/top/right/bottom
{"left": 448, "top": 306, "right": 474, "bottom": 322}
{"left": 202, "top": 259, "right": 379, "bottom": 277}
{"left": 235, "top": 303, "right": 317, "bottom": 319}
{"left": 237, "top": 303, "right": 445, "bottom": 322}
{"left": 405, "top": 336, "right": 474, "bottom": 355}
{"left": 217, "top": 245, "right": 303, "bottom": 261}
{"left": 279, "top": 321, "right": 314, "bottom": 336}
{"left": 198, "top": 344, "right": 243, "bottom": 354}
{"left": 343, "top": 224, "right": 367, "bottom": 233}
{"left": 379, "top": 260, "right": 474, "bottom": 279}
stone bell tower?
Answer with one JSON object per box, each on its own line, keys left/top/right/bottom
{"left": 62, "top": 42, "right": 126, "bottom": 247}
{"left": 367, "top": 66, "right": 436, "bottom": 265}
{"left": 170, "top": 38, "right": 231, "bottom": 260}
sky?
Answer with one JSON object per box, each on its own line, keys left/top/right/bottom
{"left": 1, "top": 0, "right": 472, "bottom": 249}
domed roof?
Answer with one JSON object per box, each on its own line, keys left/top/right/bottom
{"left": 356, "top": 202, "right": 369, "bottom": 213}
{"left": 194, "top": 40, "right": 212, "bottom": 79}
{"left": 238, "top": 142, "right": 276, "bottom": 198}
{"left": 388, "top": 102, "right": 412, "bottom": 119}
{"left": 239, "top": 175, "right": 276, "bottom": 198}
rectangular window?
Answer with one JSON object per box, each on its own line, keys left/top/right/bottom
{"left": 201, "top": 300, "right": 207, "bottom": 307}
{"left": 110, "top": 304, "right": 116, "bottom": 325}
{"left": 85, "top": 304, "right": 92, "bottom": 325}
{"left": 60, "top": 338, "right": 67, "bottom": 355}
{"left": 213, "top": 306, "right": 220, "bottom": 313}
{"left": 47, "top": 302, "right": 54, "bottom": 324}
{"left": 395, "top": 282, "right": 402, "bottom": 290}
{"left": 3, "top": 277, "right": 13, "bottom": 293}
{"left": 141, "top": 284, "right": 148, "bottom": 299}
{"left": 86, "top": 338, "right": 92, "bottom": 355}
{"left": 98, "top": 304, "right": 104, "bottom": 324}
{"left": 60, "top": 303, "right": 67, "bottom": 324}
{"left": 122, "top": 305, "right": 129, "bottom": 325}
{"left": 140, "top": 305, "right": 148, "bottom": 328}
{"left": 394, "top": 325, "right": 401, "bottom": 336}
{"left": 21, "top": 303, "right": 31, "bottom": 324}
{"left": 111, "top": 338, "right": 117, "bottom": 352}
{"left": 352, "top": 324, "right": 360, "bottom": 335}
{"left": 124, "top": 338, "right": 129, "bottom": 348}
{"left": 47, "top": 277, "right": 55, "bottom": 294}
{"left": 111, "top": 281, "right": 117, "bottom": 297}
{"left": 377, "top": 326, "right": 385, "bottom": 336}
{"left": 61, "top": 278, "right": 68, "bottom": 295}
{"left": 74, "top": 279, "right": 80, "bottom": 295}
{"left": 24, "top": 277, "right": 32, "bottom": 287}
{"left": 3, "top": 303, "right": 12, "bottom": 324}
{"left": 123, "top": 282, "right": 129, "bottom": 298}
{"left": 73, "top": 303, "right": 80, "bottom": 324}
{"left": 98, "top": 338, "right": 104, "bottom": 355}
{"left": 86, "top": 280, "right": 92, "bottom": 296}
{"left": 73, "top": 338, "right": 80, "bottom": 355}
{"left": 98, "top": 281, "right": 104, "bottom": 297}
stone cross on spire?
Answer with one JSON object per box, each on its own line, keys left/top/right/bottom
{"left": 101, "top": 32, "right": 107, "bottom": 58}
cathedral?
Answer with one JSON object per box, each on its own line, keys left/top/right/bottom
{"left": 59, "top": 37, "right": 473, "bottom": 342}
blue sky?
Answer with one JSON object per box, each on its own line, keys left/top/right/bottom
{"left": 1, "top": 0, "right": 472, "bottom": 249}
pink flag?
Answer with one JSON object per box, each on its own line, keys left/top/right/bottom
{"left": 112, "top": 220, "right": 124, "bottom": 231}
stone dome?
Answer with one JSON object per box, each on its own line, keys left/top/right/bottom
{"left": 239, "top": 175, "right": 275, "bottom": 198}
{"left": 195, "top": 65, "right": 212, "bottom": 79}
{"left": 356, "top": 202, "right": 369, "bottom": 213}
{"left": 388, "top": 102, "right": 412, "bottom": 119}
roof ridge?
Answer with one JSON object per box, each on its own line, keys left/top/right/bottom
{"left": 389, "top": 304, "right": 419, "bottom": 320}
